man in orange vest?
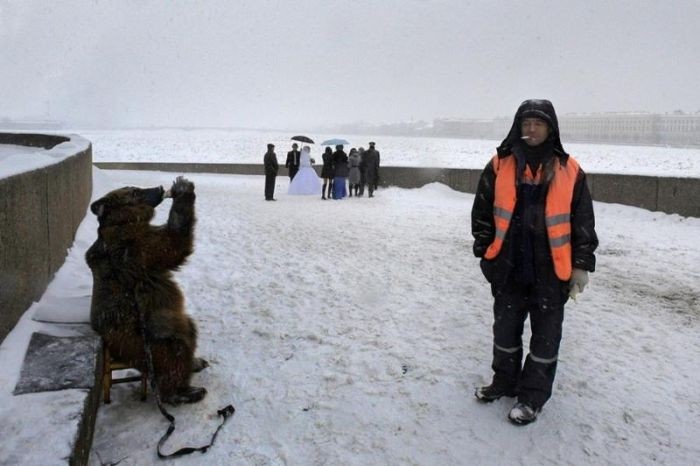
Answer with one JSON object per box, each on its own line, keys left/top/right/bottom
{"left": 471, "top": 99, "right": 598, "bottom": 425}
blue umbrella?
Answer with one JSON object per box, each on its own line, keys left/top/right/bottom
{"left": 321, "top": 138, "right": 350, "bottom": 146}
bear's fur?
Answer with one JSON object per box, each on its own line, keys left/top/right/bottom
{"left": 86, "top": 177, "right": 207, "bottom": 404}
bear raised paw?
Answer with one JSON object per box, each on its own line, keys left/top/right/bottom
{"left": 86, "top": 177, "right": 207, "bottom": 404}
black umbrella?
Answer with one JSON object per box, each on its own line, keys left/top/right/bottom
{"left": 291, "top": 135, "right": 314, "bottom": 144}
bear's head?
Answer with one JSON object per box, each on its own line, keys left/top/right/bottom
{"left": 91, "top": 185, "right": 165, "bottom": 226}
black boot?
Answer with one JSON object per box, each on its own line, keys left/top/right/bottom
{"left": 322, "top": 183, "right": 327, "bottom": 200}
{"left": 508, "top": 402, "right": 541, "bottom": 425}
{"left": 474, "top": 380, "right": 517, "bottom": 402}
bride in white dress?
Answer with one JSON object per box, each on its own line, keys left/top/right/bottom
{"left": 288, "top": 145, "right": 321, "bottom": 195}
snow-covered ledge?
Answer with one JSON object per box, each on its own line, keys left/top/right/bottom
{"left": 0, "top": 133, "right": 92, "bottom": 342}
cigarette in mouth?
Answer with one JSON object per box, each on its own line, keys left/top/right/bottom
{"left": 521, "top": 136, "right": 530, "bottom": 140}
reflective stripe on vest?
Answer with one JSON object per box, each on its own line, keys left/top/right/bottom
{"left": 483, "top": 153, "right": 580, "bottom": 281}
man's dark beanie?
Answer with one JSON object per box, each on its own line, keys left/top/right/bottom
{"left": 520, "top": 102, "right": 555, "bottom": 129}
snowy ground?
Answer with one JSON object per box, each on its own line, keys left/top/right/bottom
{"left": 17, "top": 168, "right": 694, "bottom": 465}
{"left": 1, "top": 130, "right": 699, "bottom": 464}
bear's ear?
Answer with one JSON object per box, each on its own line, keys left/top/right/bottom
{"left": 91, "top": 199, "right": 105, "bottom": 218}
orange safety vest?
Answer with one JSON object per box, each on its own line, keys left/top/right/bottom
{"left": 483, "top": 153, "right": 580, "bottom": 281}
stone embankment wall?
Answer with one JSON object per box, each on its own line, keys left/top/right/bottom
{"left": 94, "top": 162, "right": 700, "bottom": 218}
{"left": 0, "top": 133, "right": 93, "bottom": 342}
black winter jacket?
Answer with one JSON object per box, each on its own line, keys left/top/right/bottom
{"left": 264, "top": 151, "right": 279, "bottom": 176}
{"left": 471, "top": 151, "right": 598, "bottom": 286}
{"left": 332, "top": 150, "right": 349, "bottom": 177}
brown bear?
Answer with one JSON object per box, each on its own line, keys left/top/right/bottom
{"left": 86, "top": 176, "right": 207, "bottom": 404}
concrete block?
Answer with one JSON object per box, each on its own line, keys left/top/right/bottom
{"left": 14, "top": 332, "right": 102, "bottom": 394}
{"left": 48, "top": 159, "right": 77, "bottom": 274}
{"left": 0, "top": 169, "right": 49, "bottom": 340}
{"left": 657, "top": 177, "right": 700, "bottom": 217}
{"left": 5, "top": 328, "right": 103, "bottom": 466}
{"left": 589, "top": 174, "right": 658, "bottom": 211}
{"left": 0, "top": 134, "right": 92, "bottom": 343}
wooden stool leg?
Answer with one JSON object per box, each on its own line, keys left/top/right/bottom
{"left": 102, "top": 343, "right": 148, "bottom": 403}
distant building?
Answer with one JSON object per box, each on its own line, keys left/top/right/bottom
{"left": 433, "top": 118, "right": 497, "bottom": 139}
{"left": 559, "top": 113, "right": 658, "bottom": 144}
{"left": 432, "top": 113, "right": 700, "bottom": 147}
{"left": 657, "top": 114, "right": 700, "bottom": 145}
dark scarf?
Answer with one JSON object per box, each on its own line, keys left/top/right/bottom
{"left": 514, "top": 139, "right": 554, "bottom": 181}
{"left": 510, "top": 140, "right": 556, "bottom": 286}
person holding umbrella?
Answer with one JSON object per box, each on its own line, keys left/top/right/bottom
{"left": 332, "top": 144, "right": 349, "bottom": 199}
{"left": 319, "top": 138, "right": 350, "bottom": 200}
{"left": 288, "top": 145, "right": 321, "bottom": 195}
{"left": 321, "top": 146, "right": 334, "bottom": 200}
{"left": 285, "top": 143, "right": 301, "bottom": 181}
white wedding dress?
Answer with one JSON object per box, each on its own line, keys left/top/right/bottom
{"left": 288, "top": 148, "right": 321, "bottom": 195}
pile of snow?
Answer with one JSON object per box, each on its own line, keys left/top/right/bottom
{"left": 0, "top": 137, "right": 90, "bottom": 179}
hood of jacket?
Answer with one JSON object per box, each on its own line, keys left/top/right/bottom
{"left": 496, "top": 99, "right": 568, "bottom": 159}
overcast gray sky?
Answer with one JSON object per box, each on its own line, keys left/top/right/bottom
{"left": 1, "top": 0, "right": 698, "bottom": 129}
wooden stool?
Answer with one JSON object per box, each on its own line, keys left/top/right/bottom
{"left": 102, "top": 346, "right": 148, "bottom": 404}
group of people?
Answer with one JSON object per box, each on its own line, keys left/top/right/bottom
{"left": 265, "top": 99, "right": 599, "bottom": 427}
{"left": 263, "top": 141, "right": 380, "bottom": 201}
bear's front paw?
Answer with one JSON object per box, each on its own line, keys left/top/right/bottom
{"left": 169, "top": 176, "right": 195, "bottom": 197}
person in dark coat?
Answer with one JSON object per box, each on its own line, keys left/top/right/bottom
{"left": 321, "top": 146, "right": 334, "bottom": 200}
{"left": 285, "top": 143, "right": 301, "bottom": 181}
{"left": 332, "top": 145, "right": 349, "bottom": 199}
{"left": 471, "top": 99, "right": 598, "bottom": 425}
{"left": 361, "top": 143, "right": 380, "bottom": 198}
{"left": 263, "top": 143, "right": 279, "bottom": 201}
{"left": 357, "top": 147, "right": 367, "bottom": 196}
{"left": 368, "top": 141, "right": 380, "bottom": 190}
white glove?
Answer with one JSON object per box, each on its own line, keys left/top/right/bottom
{"left": 568, "top": 268, "right": 589, "bottom": 301}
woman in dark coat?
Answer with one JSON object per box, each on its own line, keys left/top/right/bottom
{"left": 332, "top": 145, "right": 349, "bottom": 200}
{"left": 321, "top": 146, "right": 334, "bottom": 200}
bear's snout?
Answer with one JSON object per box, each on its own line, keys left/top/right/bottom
{"left": 143, "top": 186, "right": 165, "bottom": 207}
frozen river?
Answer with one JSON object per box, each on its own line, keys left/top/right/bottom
{"left": 73, "top": 128, "right": 700, "bottom": 178}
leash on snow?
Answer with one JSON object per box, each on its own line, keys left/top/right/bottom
{"left": 136, "top": 294, "right": 235, "bottom": 459}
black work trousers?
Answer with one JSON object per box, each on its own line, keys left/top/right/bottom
{"left": 265, "top": 174, "right": 276, "bottom": 200}
{"left": 490, "top": 277, "right": 568, "bottom": 409}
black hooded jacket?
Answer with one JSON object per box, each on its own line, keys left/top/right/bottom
{"left": 471, "top": 99, "right": 598, "bottom": 286}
